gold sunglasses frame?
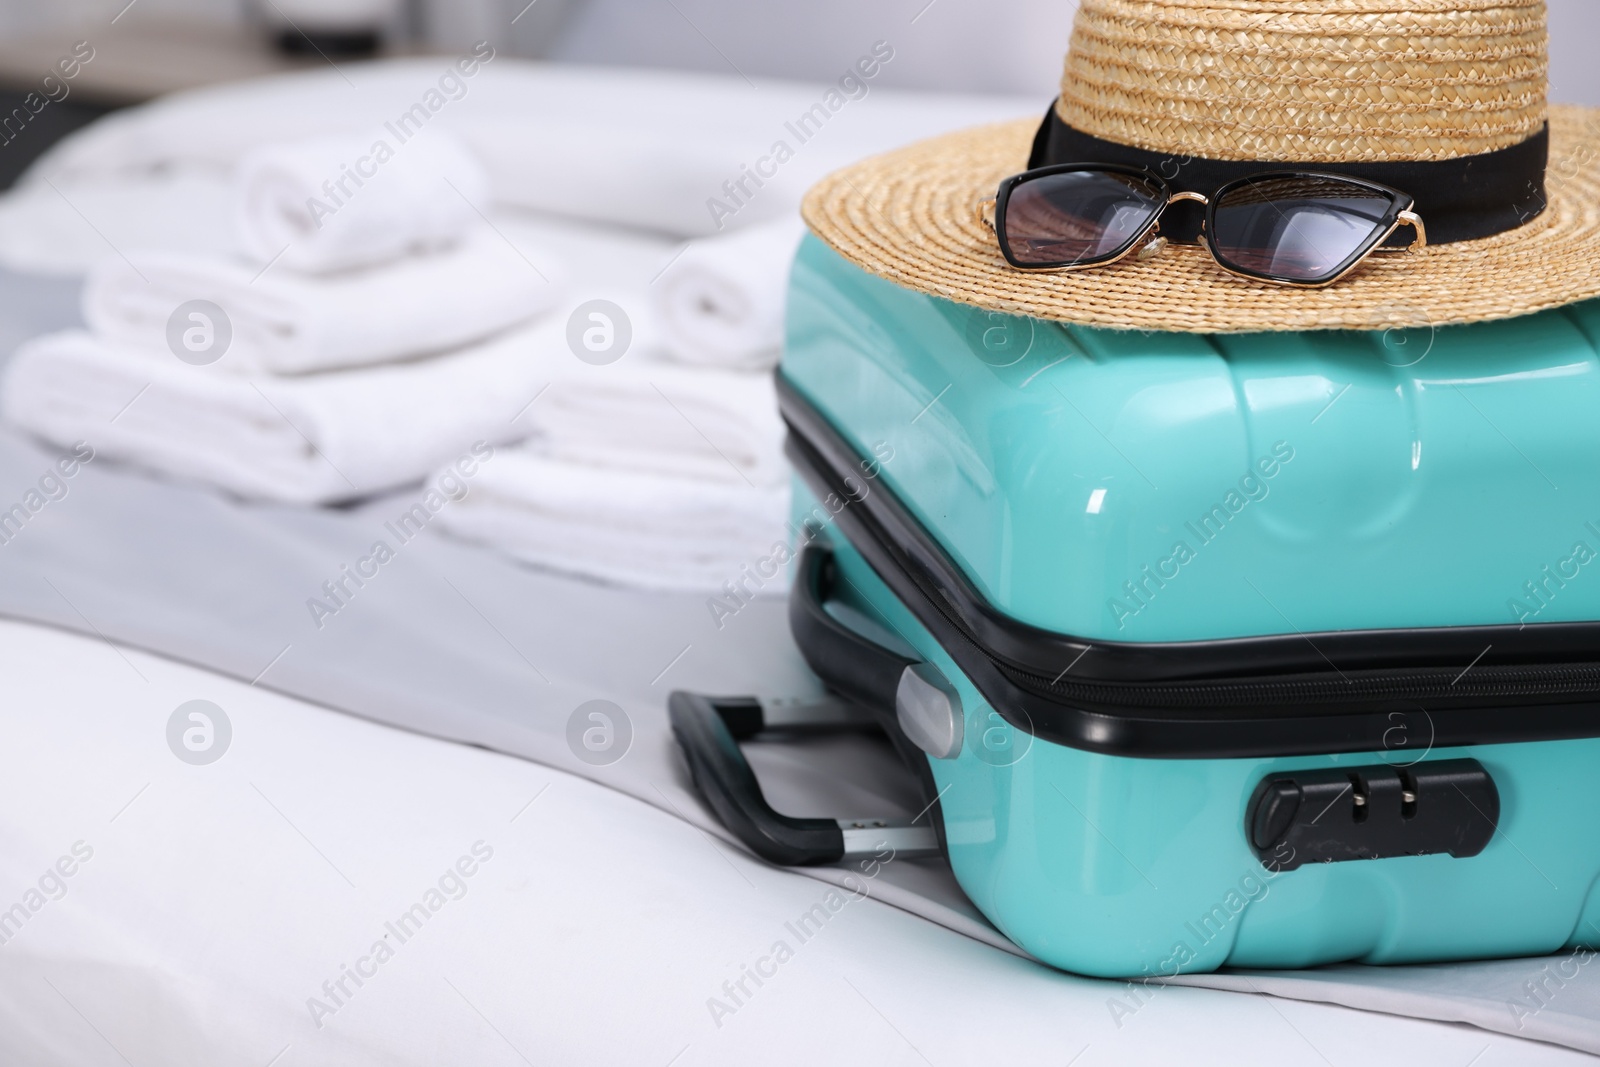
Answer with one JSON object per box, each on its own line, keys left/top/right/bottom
{"left": 977, "top": 172, "right": 1427, "bottom": 289}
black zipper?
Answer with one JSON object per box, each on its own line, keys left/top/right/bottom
{"left": 1000, "top": 660, "right": 1600, "bottom": 710}
{"left": 883, "top": 500, "right": 1600, "bottom": 713}
{"left": 780, "top": 375, "right": 1600, "bottom": 724}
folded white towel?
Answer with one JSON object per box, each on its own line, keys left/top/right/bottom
{"left": 83, "top": 230, "right": 561, "bottom": 375}
{"left": 654, "top": 218, "right": 805, "bottom": 371}
{"left": 529, "top": 353, "right": 786, "bottom": 487}
{"left": 433, "top": 448, "right": 790, "bottom": 593}
{"left": 21, "top": 60, "right": 1038, "bottom": 239}
{"left": 235, "top": 131, "right": 489, "bottom": 273}
{"left": 1, "top": 329, "right": 546, "bottom": 504}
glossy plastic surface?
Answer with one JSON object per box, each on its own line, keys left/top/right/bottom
{"left": 813, "top": 509, "right": 1600, "bottom": 978}
{"left": 782, "top": 238, "right": 1600, "bottom": 976}
{"left": 783, "top": 235, "right": 1600, "bottom": 644}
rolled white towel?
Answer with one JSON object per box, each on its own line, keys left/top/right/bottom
{"left": 528, "top": 354, "right": 786, "bottom": 487}
{"left": 83, "top": 230, "right": 561, "bottom": 375}
{"left": 1, "top": 328, "right": 546, "bottom": 504}
{"left": 433, "top": 447, "right": 790, "bottom": 593}
{"left": 235, "top": 131, "right": 489, "bottom": 273}
{"left": 18, "top": 60, "right": 1039, "bottom": 243}
{"left": 653, "top": 218, "right": 806, "bottom": 370}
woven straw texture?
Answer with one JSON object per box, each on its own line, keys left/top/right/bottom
{"left": 800, "top": 105, "right": 1600, "bottom": 333}
{"left": 1058, "top": 0, "right": 1549, "bottom": 162}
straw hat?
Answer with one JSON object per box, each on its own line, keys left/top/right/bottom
{"left": 801, "top": 0, "right": 1600, "bottom": 333}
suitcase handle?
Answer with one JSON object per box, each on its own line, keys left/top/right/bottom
{"left": 668, "top": 691, "right": 941, "bottom": 866}
{"left": 786, "top": 541, "right": 918, "bottom": 712}
{"left": 668, "top": 545, "right": 947, "bottom": 866}
{"left": 787, "top": 542, "right": 967, "bottom": 761}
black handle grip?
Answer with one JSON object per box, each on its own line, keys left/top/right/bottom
{"left": 669, "top": 544, "right": 949, "bottom": 867}
{"left": 669, "top": 691, "right": 846, "bottom": 866}
{"left": 788, "top": 543, "right": 917, "bottom": 714}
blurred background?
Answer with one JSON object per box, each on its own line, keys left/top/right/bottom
{"left": 3, "top": 0, "right": 1598, "bottom": 188}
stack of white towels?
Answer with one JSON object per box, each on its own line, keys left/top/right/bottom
{"left": 438, "top": 215, "right": 806, "bottom": 592}
{"left": 1, "top": 131, "right": 807, "bottom": 593}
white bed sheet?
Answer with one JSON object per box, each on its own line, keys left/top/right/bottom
{"left": 0, "top": 618, "right": 1590, "bottom": 1067}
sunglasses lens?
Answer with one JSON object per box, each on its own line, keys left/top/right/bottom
{"left": 1210, "top": 176, "right": 1401, "bottom": 284}
{"left": 1001, "top": 170, "right": 1166, "bottom": 267}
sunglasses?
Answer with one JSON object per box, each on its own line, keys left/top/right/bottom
{"left": 979, "top": 164, "right": 1427, "bottom": 288}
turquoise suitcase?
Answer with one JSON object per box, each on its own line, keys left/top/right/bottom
{"left": 673, "top": 234, "right": 1600, "bottom": 979}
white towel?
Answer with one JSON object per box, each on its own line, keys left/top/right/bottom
{"left": 654, "top": 218, "right": 805, "bottom": 371}
{"left": 235, "top": 132, "right": 489, "bottom": 273}
{"left": 1, "top": 329, "right": 546, "bottom": 504}
{"left": 433, "top": 448, "right": 791, "bottom": 593}
{"left": 529, "top": 353, "right": 786, "bottom": 487}
{"left": 20, "top": 60, "right": 1038, "bottom": 239}
{"left": 82, "top": 230, "right": 561, "bottom": 375}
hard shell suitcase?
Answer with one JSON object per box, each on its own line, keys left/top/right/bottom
{"left": 674, "top": 234, "right": 1600, "bottom": 979}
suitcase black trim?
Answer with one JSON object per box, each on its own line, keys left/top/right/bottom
{"left": 779, "top": 372, "right": 1600, "bottom": 757}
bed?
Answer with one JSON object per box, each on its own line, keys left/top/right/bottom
{"left": 5, "top": 620, "right": 1595, "bottom": 1066}
{"left": 2, "top": 59, "right": 1599, "bottom": 1064}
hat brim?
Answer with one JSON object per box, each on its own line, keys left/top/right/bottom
{"left": 800, "top": 106, "right": 1600, "bottom": 333}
